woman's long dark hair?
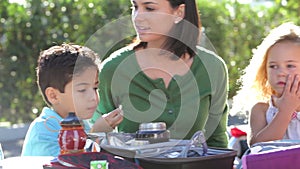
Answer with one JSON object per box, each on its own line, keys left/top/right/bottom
{"left": 133, "top": 0, "right": 201, "bottom": 59}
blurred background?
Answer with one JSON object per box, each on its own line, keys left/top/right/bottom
{"left": 0, "top": 0, "right": 299, "bottom": 157}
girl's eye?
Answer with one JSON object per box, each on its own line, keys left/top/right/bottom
{"left": 269, "top": 65, "right": 278, "bottom": 69}
{"left": 287, "top": 64, "right": 296, "bottom": 68}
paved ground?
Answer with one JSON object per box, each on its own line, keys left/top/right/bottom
{"left": 1, "top": 114, "right": 247, "bottom": 158}
{"left": 2, "top": 139, "right": 24, "bottom": 158}
{"left": 0, "top": 123, "right": 29, "bottom": 158}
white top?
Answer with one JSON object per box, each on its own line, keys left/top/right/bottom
{"left": 0, "top": 156, "right": 54, "bottom": 169}
{"left": 266, "top": 97, "right": 300, "bottom": 139}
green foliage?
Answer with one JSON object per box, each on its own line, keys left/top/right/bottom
{"left": 0, "top": 0, "right": 299, "bottom": 124}
{"left": 0, "top": 0, "right": 131, "bottom": 123}
{"left": 198, "top": 0, "right": 299, "bottom": 98}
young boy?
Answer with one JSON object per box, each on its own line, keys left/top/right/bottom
{"left": 21, "top": 44, "right": 123, "bottom": 156}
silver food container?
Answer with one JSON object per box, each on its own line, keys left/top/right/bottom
{"left": 135, "top": 122, "right": 170, "bottom": 143}
{"left": 100, "top": 139, "right": 236, "bottom": 169}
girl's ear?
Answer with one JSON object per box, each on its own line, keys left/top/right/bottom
{"left": 45, "top": 87, "right": 60, "bottom": 105}
{"left": 174, "top": 4, "right": 185, "bottom": 24}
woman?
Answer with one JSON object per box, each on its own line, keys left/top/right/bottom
{"left": 91, "top": 0, "right": 229, "bottom": 148}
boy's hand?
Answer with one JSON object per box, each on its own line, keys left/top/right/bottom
{"left": 102, "top": 105, "right": 124, "bottom": 129}
{"left": 91, "top": 105, "right": 123, "bottom": 133}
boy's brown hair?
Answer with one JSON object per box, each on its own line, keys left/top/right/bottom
{"left": 37, "top": 43, "right": 100, "bottom": 106}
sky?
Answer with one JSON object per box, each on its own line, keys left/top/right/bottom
{"left": 8, "top": 0, "right": 26, "bottom": 6}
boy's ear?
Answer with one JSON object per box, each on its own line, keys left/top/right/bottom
{"left": 45, "top": 87, "right": 60, "bottom": 105}
{"left": 174, "top": 4, "right": 185, "bottom": 24}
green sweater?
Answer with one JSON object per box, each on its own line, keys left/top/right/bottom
{"left": 91, "top": 46, "right": 229, "bottom": 148}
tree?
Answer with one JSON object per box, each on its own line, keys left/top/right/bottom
{"left": 0, "top": 0, "right": 131, "bottom": 123}
{"left": 0, "top": 0, "right": 299, "bottom": 124}
{"left": 198, "top": 0, "right": 299, "bottom": 98}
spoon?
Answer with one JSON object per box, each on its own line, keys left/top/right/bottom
{"left": 166, "top": 130, "right": 208, "bottom": 158}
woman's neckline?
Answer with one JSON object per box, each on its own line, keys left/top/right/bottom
{"left": 132, "top": 49, "right": 196, "bottom": 89}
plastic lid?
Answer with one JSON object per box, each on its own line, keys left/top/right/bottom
{"left": 60, "top": 112, "right": 82, "bottom": 126}
{"left": 139, "top": 122, "right": 166, "bottom": 131}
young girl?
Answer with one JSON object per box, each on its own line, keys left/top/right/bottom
{"left": 231, "top": 22, "right": 300, "bottom": 146}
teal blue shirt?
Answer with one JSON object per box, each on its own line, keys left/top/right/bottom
{"left": 91, "top": 46, "right": 229, "bottom": 148}
{"left": 21, "top": 107, "right": 91, "bottom": 156}
{"left": 21, "top": 107, "right": 62, "bottom": 156}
